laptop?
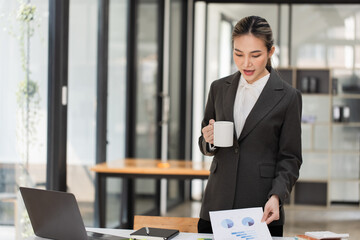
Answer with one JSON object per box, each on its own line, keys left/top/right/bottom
{"left": 19, "top": 187, "right": 128, "bottom": 240}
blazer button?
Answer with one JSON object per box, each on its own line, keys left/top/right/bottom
{"left": 234, "top": 148, "right": 239, "bottom": 154}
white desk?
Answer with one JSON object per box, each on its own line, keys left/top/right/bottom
{"left": 27, "top": 228, "right": 300, "bottom": 239}
{"left": 27, "top": 228, "right": 213, "bottom": 240}
{"left": 87, "top": 228, "right": 214, "bottom": 239}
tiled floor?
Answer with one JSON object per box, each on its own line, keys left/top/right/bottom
{"left": 165, "top": 201, "right": 360, "bottom": 239}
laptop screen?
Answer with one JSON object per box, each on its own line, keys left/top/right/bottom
{"left": 20, "top": 187, "right": 90, "bottom": 240}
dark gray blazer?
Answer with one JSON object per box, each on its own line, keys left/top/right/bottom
{"left": 198, "top": 68, "right": 302, "bottom": 226}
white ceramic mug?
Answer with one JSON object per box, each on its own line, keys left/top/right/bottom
{"left": 213, "top": 121, "right": 234, "bottom": 147}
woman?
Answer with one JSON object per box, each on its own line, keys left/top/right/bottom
{"left": 198, "top": 16, "right": 302, "bottom": 237}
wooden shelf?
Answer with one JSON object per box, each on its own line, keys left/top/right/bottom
{"left": 331, "top": 150, "right": 360, "bottom": 155}
{"left": 297, "top": 178, "right": 328, "bottom": 183}
{"left": 332, "top": 122, "right": 360, "bottom": 127}
{"left": 302, "top": 150, "right": 330, "bottom": 154}
{"left": 302, "top": 93, "right": 331, "bottom": 97}
{"left": 332, "top": 94, "right": 360, "bottom": 99}
{"left": 302, "top": 122, "right": 331, "bottom": 126}
{"left": 276, "top": 67, "right": 360, "bottom": 206}
{"left": 329, "top": 179, "right": 360, "bottom": 183}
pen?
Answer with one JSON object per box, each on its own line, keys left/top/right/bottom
{"left": 146, "top": 227, "right": 150, "bottom": 235}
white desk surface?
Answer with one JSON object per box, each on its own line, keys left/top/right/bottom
{"left": 27, "top": 228, "right": 297, "bottom": 239}
{"left": 87, "top": 228, "right": 213, "bottom": 239}
{"left": 27, "top": 228, "right": 213, "bottom": 240}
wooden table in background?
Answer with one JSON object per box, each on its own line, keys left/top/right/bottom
{"left": 91, "top": 158, "right": 210, "bottom": 228}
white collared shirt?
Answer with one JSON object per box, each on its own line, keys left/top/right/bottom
{"left": 233, "top": 73, "right": 270, "bottom": 138}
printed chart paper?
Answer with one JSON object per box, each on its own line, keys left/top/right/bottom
{"left": 209, "top": 207, "right": 272, "bottom": 240}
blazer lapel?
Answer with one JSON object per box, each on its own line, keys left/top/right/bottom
{"left": 223, "top": 71, "right": 240, "bottom": 123}
{"left": 238, "top": 70, "right": 286, "bottom": 142}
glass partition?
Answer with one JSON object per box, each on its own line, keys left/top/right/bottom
{"left": 292, "top": 5, "right": 360, "bottom": 67}
{"left": 106, "top": 0, "right": 128, "bottom": 227}
{"left": 67, "top": 0, "right": 97, "bottom": 226}
{"left": 134, "top": 0, "right": 159, "bottom": 215}
{"left": 168, "top": 0, "right": 185, "bottom": 208}
{"left": 0, "top": 0, "right": 49, "bottom": 234}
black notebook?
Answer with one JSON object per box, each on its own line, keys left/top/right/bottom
{"left": 130, "top": 227, "right": 179, "bottom": 240}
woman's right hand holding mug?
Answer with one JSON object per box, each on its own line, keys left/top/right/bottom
{"left": 202, "top": 119, "right": 215, "bottom": 145}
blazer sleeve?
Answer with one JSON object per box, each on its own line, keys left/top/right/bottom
{"left": 268, "top": 88, "right": 303, "bottom": 204}
{"left": 198, "top": 81, "right": 219, "bottom": 156}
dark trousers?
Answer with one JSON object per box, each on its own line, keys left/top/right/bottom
{"left": 197, "top": 218, "right": 283, "bottom": 237}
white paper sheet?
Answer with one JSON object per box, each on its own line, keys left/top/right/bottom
{"left": 305, "top": 231, "right": 349, "bottom": 239}
{"left": 209, "top": 207, "right": 272, "bottom": 240}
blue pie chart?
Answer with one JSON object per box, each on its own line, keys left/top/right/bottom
{"left": 242, "top": 217, "right": 255, "bottom": 226}
{"left": 221, "top": 219, "right": 234, "bottom": 228}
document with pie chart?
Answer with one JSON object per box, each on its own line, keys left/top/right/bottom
{"left": 209, "top": 207, "right": 272, "bottom": 240}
